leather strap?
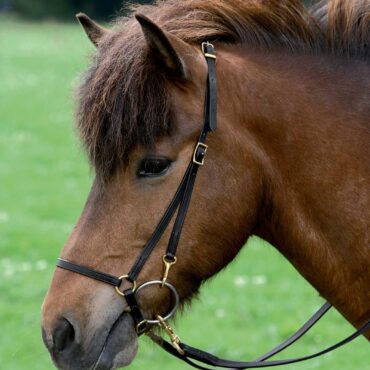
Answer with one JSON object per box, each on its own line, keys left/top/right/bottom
{"left": 57, "top": 258, "right": 121, "bottom": 287}
{"left": 255, "top": 302, "right": 332, "bottom": 361}
{"left": 165, "top": 145, "right": 204, "bottom": 260}
{"left": 146, "top": 302, "right": 331, "bottom": 368}
{"left": 127, "top": 163, "right": 191, "bottom": 280}
{"left": 164, "top": 43, "right": 216, "bottom": 260}
{"left": 156, "top": 318, "right": 370, "bottom": 369}
{"left": 124, "top": 288, "right": 147, "bottom": 335}
{"left": 203, "top": 42, "right": 217, "bottom": 132}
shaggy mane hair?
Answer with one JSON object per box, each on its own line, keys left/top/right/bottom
{"left": 76, "top": 0, "right": 370, "bottom": 178}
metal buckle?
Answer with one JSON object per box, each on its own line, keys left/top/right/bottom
{"left": 114, "top": 275, "right": 137, "bottom": 297}
{"left": 161, "top": 255, "right": 177, "bottom": 287}
{"left": 201, "top": 41, "right": 216, "bottom": 59}
{"left": 157, "top": 315, "right": 185, "bottom": 355}
{"left": 135, "top": 280, "right": 180, "bottom": 325}
{"left": 136, "top": 320, "right": 148, "bottom": 335}
{"left": 193, "top": 142, "right": 208, "bottom": 166}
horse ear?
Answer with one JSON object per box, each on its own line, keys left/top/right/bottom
{"left": 76, "top": 13, "right": 111, "bottom": 47}
{"left": 135, "top": 13, "right": 188, "bottom": 79}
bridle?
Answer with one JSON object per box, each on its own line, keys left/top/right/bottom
{"left": 56, "top": 42, "right": 370, "bottom": 369}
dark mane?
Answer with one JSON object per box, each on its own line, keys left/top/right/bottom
{"left": 77, "top": 0, "right": 370, "bottom": 178}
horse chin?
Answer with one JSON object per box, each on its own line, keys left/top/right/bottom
{"left": 93, "top": 313, "right": 138, "bottom": 370}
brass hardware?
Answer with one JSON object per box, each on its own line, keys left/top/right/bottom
{"left": 201, "top": 42, "right": 216, "bottom": 59}
{"left": 136, "top": 320, "right": 148, "bottom": 335}
{"left": 114, "top": 275, "right": 137, "bottom": 297}
{"left": 193, "top": 142, "right": 208, "bottom": 166}
{"left": 162, "top": 255, "right": 177, "bottom": 287}
{"left": 157, "top": 315, "right": 185, "bottom": 355}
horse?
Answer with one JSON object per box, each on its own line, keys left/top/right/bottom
{"left": 41, "top": 1, "right": 370, "bottom": 369}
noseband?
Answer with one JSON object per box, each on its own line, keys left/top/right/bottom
{"left": 56, "top": 43, "right": 369, "bottom": 369}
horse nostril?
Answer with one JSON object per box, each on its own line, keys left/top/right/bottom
{"left": 53, "top": 318, "right": 76, "bottom": 352}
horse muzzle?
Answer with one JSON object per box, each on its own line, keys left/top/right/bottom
{"left": 42, "top": 301, "right": 138, "bottom": 370}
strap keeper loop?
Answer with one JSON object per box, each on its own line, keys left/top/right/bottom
{"left": 201, "top": 42, "right": 216, "bottom": 59}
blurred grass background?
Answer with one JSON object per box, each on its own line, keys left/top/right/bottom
{"left": 0, "top": 16, "right": 368, "bottom": 370}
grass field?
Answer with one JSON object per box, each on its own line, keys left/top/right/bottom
{"left": 0, "top": 18, "right": 368, "bottom": 370}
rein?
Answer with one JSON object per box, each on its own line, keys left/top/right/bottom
{"left": 56, "top": 42, "right": 370, "bottom": 369}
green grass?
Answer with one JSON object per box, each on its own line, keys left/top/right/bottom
{"left": 0, "top": 18, "right": 368, "bottom": 370}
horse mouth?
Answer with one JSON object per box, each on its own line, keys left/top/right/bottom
{"left": 92, "top": 312, "right": 138, "bottom": 370}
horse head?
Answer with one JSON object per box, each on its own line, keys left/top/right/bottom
{"left": 41, "top": 12, "right": 261, "bottom": 370}
{"left": 41, "top": 1, "right": 370, "bottom": 369}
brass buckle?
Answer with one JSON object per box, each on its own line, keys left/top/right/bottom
{"left": 201, "top": 41, "right": 216, "bottom": 59}
{"left": 161, "top": 255, "right": 177, "bottom": 287}
{"left": 136, "top": 320, "right": 148, "bottom": 335}
{"left": 193, "top": 142, "right": 208, "bottom": 166}
{"left": 114, "top": 275, "right": 137, "bottom": 297}
{"left": 157, "top": 315, "right": 185, "bottom": 355}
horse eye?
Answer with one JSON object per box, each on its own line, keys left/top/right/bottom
{"left": 137, "top": 157, "right": 172, "bottom": 178}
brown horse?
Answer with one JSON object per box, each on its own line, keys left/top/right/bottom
{"left": 41, "top": 0, "right": 370, "bottom": 369}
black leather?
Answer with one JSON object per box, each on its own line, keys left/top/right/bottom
{"left": 255, "top": 302, "right": 332, "bottom": 361}
{"left": 57, "top": 258, "right": 121, "bottom": 287}
{"left": 157, "top": 317, "right": 370, "bottom": 369}
{"left": 203, "top": 43, "right": 217, "bottom": 132}
{"left": 123, "top": 288, "right": 147, "bottom": 335}
{"left": 127, "top": 163, "right": 191, "bottom": 281}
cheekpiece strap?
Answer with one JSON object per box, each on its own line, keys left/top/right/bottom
{"left": 202, "top": 42, "right": 217, "bottom": 132}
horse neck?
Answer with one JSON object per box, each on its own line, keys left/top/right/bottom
{"left": 218, "top": 46, "right": 370, "bottom": 331}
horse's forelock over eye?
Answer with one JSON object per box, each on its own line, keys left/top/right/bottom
{"left": 137, "top": 156, "right": 172, "bottom": 178}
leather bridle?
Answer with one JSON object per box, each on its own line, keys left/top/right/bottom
{"left": 56, "top": 42, "right": 370, "bottom": 369}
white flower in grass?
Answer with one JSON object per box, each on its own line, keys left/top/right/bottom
{"left": 234, "top": 275, "right": 249, "bottom": 287}
{"left": 251, "top": 275, "right": 267, "bottom": 285}
{"left": 4, "top": 268, "right": 15, "bottom": 277}
{"left": 0, "top": 211, "right": 9, "bottom": 222}
{"left": 1, "top": 259, "right": 49, "bottom": 276}
{"left": 1, "top": 259, "right": 14, "bottom": 276}
{"left": 266, "top": 324, "right": 278, "bottom": 336}
{"left": 19, "top": 262, "right": 32, "bottom": 272}
{"left": 215, "top": 308, "right": 226, "bottom": 319}
{"left": 35, "top": 260, "right": 48, "bottom": 270}
{"left": 0, "top": 258, "right": 11, "bottom": 267}
{"left": 13, "top": 132, "right": 31, "bottom": 143}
